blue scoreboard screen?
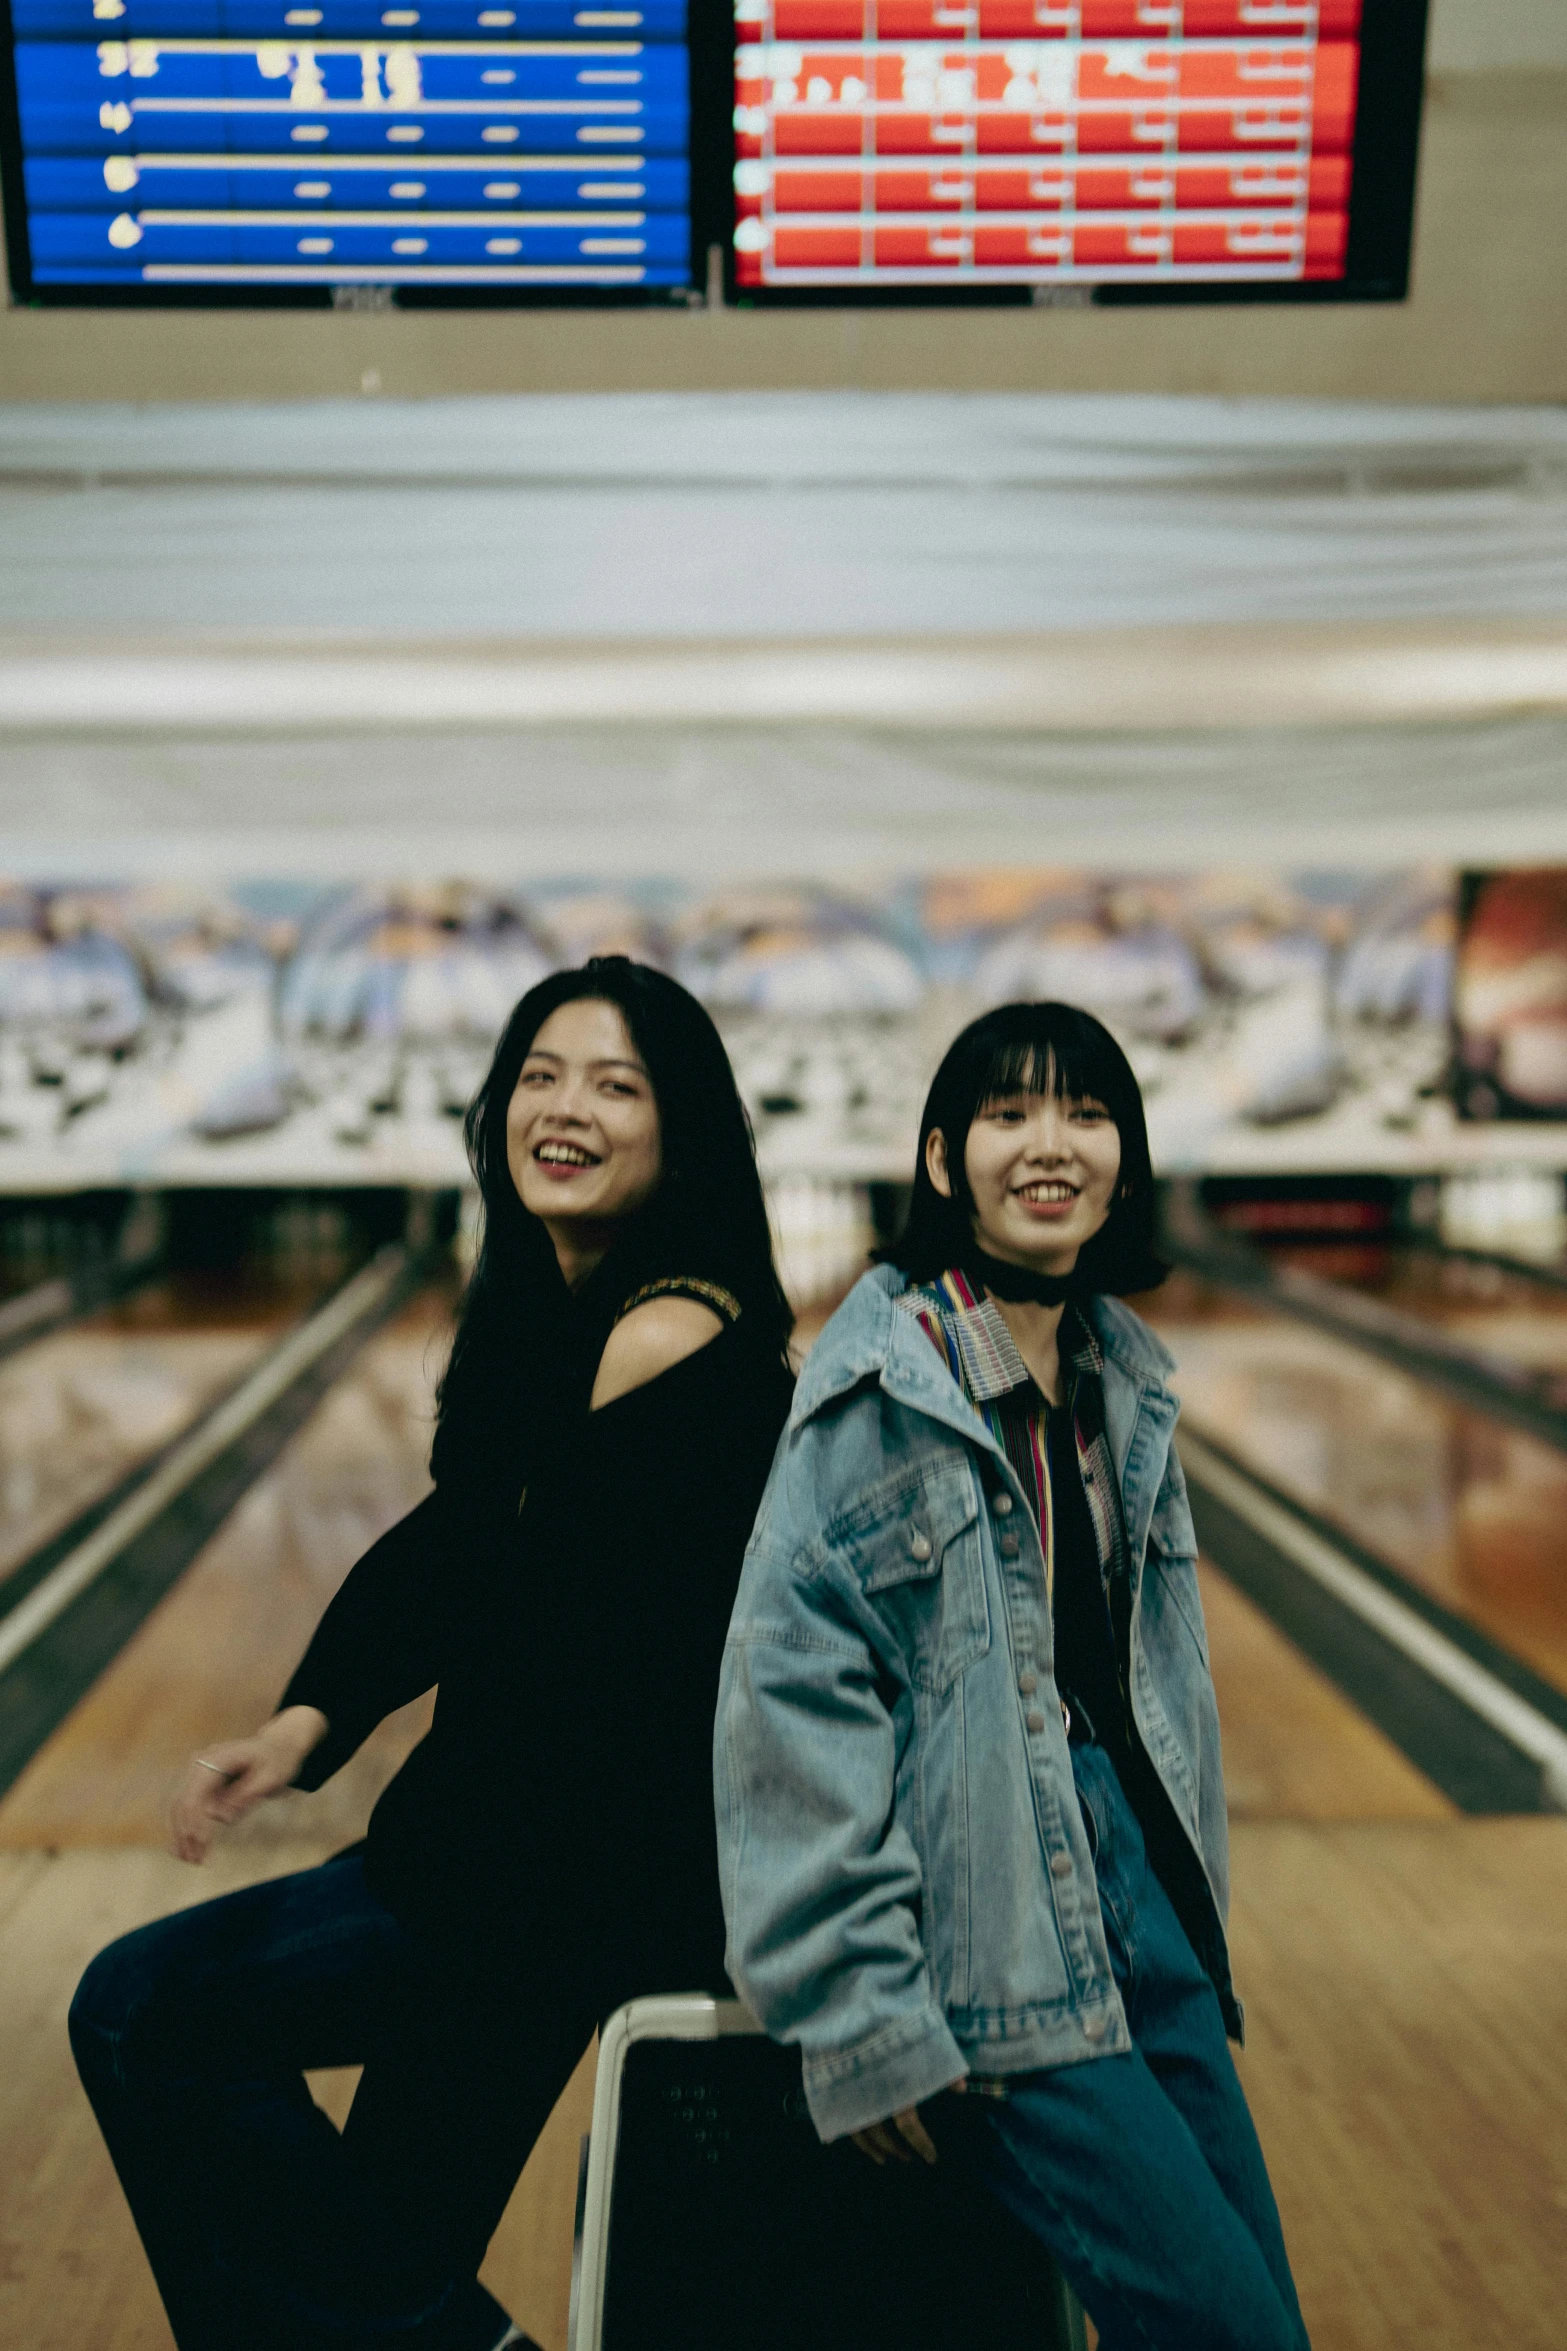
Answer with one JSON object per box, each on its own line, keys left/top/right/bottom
{"left": 0, "top": 0, "right": 695, "bottom": 298}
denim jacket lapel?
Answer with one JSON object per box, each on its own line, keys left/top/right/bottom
{"left": 794, "top": 1272, "right": 1180, "bottom": 1551}
{"left": 793, "top": 1267, "right": 1009, "bottom": 1470}
{"left": 1091, "top": 1297, "right": 1180, "bottom": 1577}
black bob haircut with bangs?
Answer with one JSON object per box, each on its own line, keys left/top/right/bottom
{"left": 882, "top": 1001, "right": 1167, "bottom": 1297}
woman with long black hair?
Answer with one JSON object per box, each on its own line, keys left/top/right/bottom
{"left": 71, "top": 958, "right": 795, "bottom": 2351}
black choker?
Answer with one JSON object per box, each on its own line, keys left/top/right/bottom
{"left": 963, "top": 1247, "right": 1085, "bottom": 1308}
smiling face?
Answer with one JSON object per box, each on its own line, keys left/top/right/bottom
{"left": 506, "top": 997, "right": 663, "bottom": 1272}
{"left": 927, "top": 1079, "right": 1123, "bottom": 1275}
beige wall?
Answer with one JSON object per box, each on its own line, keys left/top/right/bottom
{"left": 1, "top": 35, "right": 1563, "bottom": 404}
{"left": 1429, "top": 0, "right": 1567, "bottom": 72}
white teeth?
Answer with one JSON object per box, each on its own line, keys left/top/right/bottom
{"left": 536, "top": 1141, "right": 596, "bottom": 1166}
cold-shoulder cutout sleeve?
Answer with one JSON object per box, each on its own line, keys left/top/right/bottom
{"left": 590, "top": 1294, "right": 726, "bottom": 1411}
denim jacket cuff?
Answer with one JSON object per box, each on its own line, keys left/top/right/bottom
{"left": 802, "top": 2007, "right": 969, "bottom": 2142}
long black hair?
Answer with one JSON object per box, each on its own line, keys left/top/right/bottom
{"left": 432, "top": 957, "right": 792, "bottom": 1504}
{"left": 882, "top": 1001, "right": 1167, "bottom": 1296}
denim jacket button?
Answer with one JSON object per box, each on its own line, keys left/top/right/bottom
{"left": 909, "top": 1530, "right": 933, "bottom": 1561}
{"left": 1025, "top": 1710, "right": 1046, "bottom": 1733}
{"left": 1050, "top": 1851, "right": 1072, "bottom": 1878}
{"left": 1082, "top": 2014, "right": 1108, "bottom": 2042}
{"left": 992, "top": 1492, "right": 1014, "bottom": 1516}
{"left": 1017, "top": 1672, "right": 1037, "bottom": 1694}
{"left": 999, "top": 1535, "right": 1021, "bottom": 1559}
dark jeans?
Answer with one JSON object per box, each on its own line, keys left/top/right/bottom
{"left": 69, "top": 1852, "right": 605, "bottom": 2351}
{"left": 942, "top": 1741, "right": 1311, "bottom": 2351}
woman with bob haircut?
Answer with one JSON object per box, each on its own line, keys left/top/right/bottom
{"left": 716, "top": 1000, "right": 1308, "bottom": 2351}
{"left": 71, "top": 957, "right": 796, "bottom": 2351}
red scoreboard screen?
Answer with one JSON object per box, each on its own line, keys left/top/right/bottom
{"left": 0, "top": 0, "right": 1426, "bottom": 304}
{"left": 730, "top": 0, "right": 1427, "bottom": 302}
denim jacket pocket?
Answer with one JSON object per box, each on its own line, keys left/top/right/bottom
{"left": 851, "top": 1459, "right": 990, "bottom": 1694}
{"left": 1148, "top": 1475, "right": 1198, "bottom": 1565}
{"left": 1146, "top": 1487, "right": 1209, "bottom": 1665}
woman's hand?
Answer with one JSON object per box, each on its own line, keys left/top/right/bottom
{"left": 168, "top": 1706, "right": 328, "bottom": 1864}
{"left": 849, "top": 2084, "right": 965, "bottom": 2167}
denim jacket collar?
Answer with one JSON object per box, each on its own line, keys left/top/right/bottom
{"left": 792, "top": 1265, "right": 988, "bottom": 1448}
{"left": 794, "top": 1267, "right": 1180, "bottom": 1542}
{"left": 797, "top": 1266, "right": 1174, "bottom": 1411}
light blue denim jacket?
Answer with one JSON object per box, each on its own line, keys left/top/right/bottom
{"left": 714, "top": 1264, "right": 1235, "bottom": 2144}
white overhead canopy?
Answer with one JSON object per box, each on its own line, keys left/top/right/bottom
{"left": 6, "top": 711, "right": 1566, "bottom": 881}
{"left": 4, "top": 392, "right": 1566, "bottom": 640}
{"left": 1, "top": 391, "right": 1564, "bottom": 870}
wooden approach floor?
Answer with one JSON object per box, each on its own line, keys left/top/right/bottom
{"left": 5, "top": 1820, "right": 1567, "bottom": 2351}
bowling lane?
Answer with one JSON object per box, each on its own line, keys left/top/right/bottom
{"left": 1196, "top": 1562, "right": 1452, "bottom": 1822}
{"left": 0, "top": 1281, "right": 456, "bottom": 1852}
{"left": 1251, "top": 1239, "right": 1567, "bottom": 1395}
{"left": 0, "top": 1271, "right": 325, "bottom": 1595}
{"left": 1145, "top": 1271, "right": 1567, "bottom": 1695}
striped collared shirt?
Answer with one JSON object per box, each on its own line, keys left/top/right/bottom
{"left": 896, "top": 1267, "right": 1127, "bottom": 1610}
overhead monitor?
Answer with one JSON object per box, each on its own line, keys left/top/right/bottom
{"left": 0, "top": 0, "right": 695, "bottom": 301}
{"left": 0, "top": 0, "right": 1427, "bottom": 302}
{"left": 728, "top": 0, "right": 1428, "bottom": 304}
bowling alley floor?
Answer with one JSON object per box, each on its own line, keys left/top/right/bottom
{"left": 0, "top": 1270, "right": 319, "bottom": 1593}
{"left": 1145, "top": 1267, "right": 1567, "bottom": 1704}
{"left": 2, "top": 1295, "right": 1566, "bottom": 2347}
{"left": 1206, "top": 1569, "right": 1567, "bottom": 2351}
{"left": 5, "top": 1794, "right": 1565, "bottom": 2349}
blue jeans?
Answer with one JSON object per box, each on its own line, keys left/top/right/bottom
{"left": 69, "top": 1852, "right": 605, "bottom": 2351}
{"left": 941, "top": 1742, "right": 1310, "bottom": 2351}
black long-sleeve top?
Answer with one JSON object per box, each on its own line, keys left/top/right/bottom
{"left": 282, "top": 1313, "right": 794, "bottom": 1999}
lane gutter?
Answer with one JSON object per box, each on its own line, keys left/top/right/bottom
{"left": 1179, "top": 1425, "right": 1567, "bottom": 1816}
{"left": 0, "top": 1276, "right": 73, "bottom": 1350}
{"left": 0, "top": 1243, "right": 425, "bottom": 1800}
{"left": 1436, "top": 1241, "right": 1567, "bottom": 1298}
{"left": 0, "top": 1246, "right": 163, "bottom": 1368}
{"left": 1167, "top": 1236, "right": 1567, "bottom": 1460}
